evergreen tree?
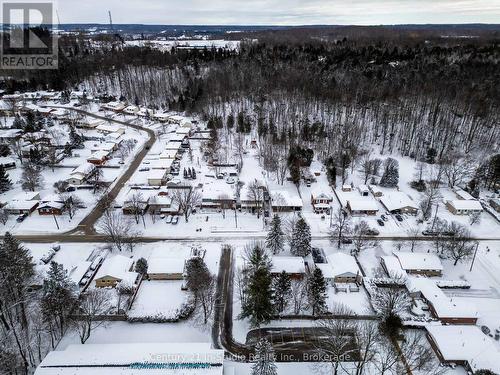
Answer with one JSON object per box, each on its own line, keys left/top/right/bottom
{"left": 41, "top": 261, "right": 77, "bottom": 338}
{"left": 307, "top": 268, "right": 327, "bottom": 316}
{"left": 272, "top": 271, "right": 291, "bottom": 315}
{"left": 135, "top": 257, "right": 148, "bottom": 276}
{"left": 379, "top": 158, "right": 399, "bottom": 187}
{"left": 290, "top": 217, "right": 312, "bottom": 256}
{"left": 266, "top": 215, "right": 284, "bottom": 254}
{"left": 251, "top": 338, "right": 277, "bottom": 375}
{"left": 240, "top": 244, "right": 274, "bottom": 327}
{"left": 0, "top": 165, "right": 12, "bottom": 193}
{"left": 183, "top": 168, "right": 188, "bottom": 179}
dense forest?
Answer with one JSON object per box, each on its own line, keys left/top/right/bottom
{"left": 2, "top": 27, "right": 499, "bottom": 183}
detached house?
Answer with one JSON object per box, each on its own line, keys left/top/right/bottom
{"left": 94, "top": 255, "right": 139, "bottom": 288}
{"left": 446, "top": 200, "right": 483, "bottom": 215}
{"left": 311, "top": 191, "right": 333, "bottom": 214}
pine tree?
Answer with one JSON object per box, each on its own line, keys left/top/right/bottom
{"left": 41, "top": 261, "right": 77, "bottom": 338}
{"left": 191, "top": 168, "right": 197, "bottom": 179}
{"left": 0, "top": 165, "right": 12, "bottom": 193}
{"left": 251, "top": 338, "right": 277, "bottom": 375}
{"left": 273, "top": 271, "right": 291, "bottom": 315}
{"left": 135, "top": 257, "right": 148, "bottom": 276}
{"left": 183, "top": 168, "right": 188, "bottom": 179}
{"left": 307, "top": 268, "right": 327, "bottom": 316}
{"left": 290, "top": 217, "right": 312, "bottom": 256}
{"left": 266, "top": 215, "right": 284, "bottom": 254}
{"left": 379, "top": 158, "right": 399, "bottom": 187}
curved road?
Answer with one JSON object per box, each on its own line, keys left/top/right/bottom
{"left": 48, "top": 106, "right": 157, "bottom": 235}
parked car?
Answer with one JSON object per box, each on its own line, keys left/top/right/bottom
{"left": 139, "top": 167, "right": 150, "bottom": 172}
{"left": 16, "top": 213, "right": 28, "bottom": 222}
{"left": 366, "top": 228, "right": 380, "bottom": 236}
{"left": 165, "top": 215, "right": 173, "bottom": 224}
{"left": 341, "top": 237, "right": 353, "bottom": 244}
{"left": 171, "top": 216, "right": 179, "bottom": 224}
{"left": 395, "top": 214, "right": 404, "bottom": 222}
{"left": 377, "top": 219, "right": 385, "bottom": 226}
{"left": 422, "top": 230, "right": 437, "bottom": 236}
{"left": 381, "top": 215, "right": 388, "bottom": 221}
{"left": 79, "top": 277, "right": 89, "bottom": 286}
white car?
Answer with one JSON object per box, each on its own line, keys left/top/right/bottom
{"left": 165, "top": 215, "right": 173, "bottom": 224}
{"left": 171, "top": 216, "right": 179, "bottom": 225}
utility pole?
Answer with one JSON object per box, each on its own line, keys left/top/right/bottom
{"left": 469, "top": 242, "right": 480, "bottom": 272}
{"left": 431, "top": 203, "right": 439, "bottom": 231}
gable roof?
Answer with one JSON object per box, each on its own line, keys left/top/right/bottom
{"left": 393, "top": 251, "right": 443, "bottom": 271}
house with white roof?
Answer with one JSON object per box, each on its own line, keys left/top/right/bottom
{"left": 35, "top": 342, "right": 224, "bottom": 375}
{"left": 380, "top": 191, "right": 418, "bottom": 215}
{"left": 446, "top": 199, "right": 483, "bottom": 215}
{"left": 123, "top": 105, "right": 139, "bottom": 115}
{"left": 147, "top": 169, "right": 168, "bottom": 186}
{"left": 426, "top": 325, "right": 500, "bottom": 374}
{"left": 0, "top": 157, "right": 16, "bottom": 169}
{"left": 391, "top": 251, "right": 443, "bottom": 277}
{"left": 270, "top": 190, "right": 303, "bottom": 212}
{"left": 406, "top": 277, "right": 478, "bottom": 324}
{"left": 346, "top": 200, "right": 379, "bottom": 216}
{"left": 87, "top": 149, "right": 110, "bottom": 165}
{"left": 66, "top": 163, "right": 96, "bottom": 185}
{"left": 96, "top": 123, "right": 125, "bottom": 135}
{"left": 271, "top": 256, "right": 307, "bottom": 279}
{"left": 369, "top": 184, "right": 383, "bottom": 197}
{"left": 316, "top": 253, "right": 362, "bottom": 284}
{"left": 147, "top": 250, "right": 186, "bottom": 280}
{"left": 358, "top": 184, "right": 370, "bottom": 196}
{"left": 94, "top": 255, "right": 139, "bottom": 288}
{"left": 3, "top": 191, "right": 41, "bottom": 215}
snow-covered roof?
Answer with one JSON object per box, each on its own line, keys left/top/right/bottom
{"left": 326, "top": 253, "right": 361, "bottom": 278}
{"left": 148, "top": 169, "right": 168, "bottom": 180}
{"left": 176, "top": 127, "right": 191, "bottom": 135}
{"left": 71, "top": 162, "right": 95, "bottom": 176}
{"left": 454, "top": 189, "right": 474, "bottom": 200}
{"left": 5, "top": 200, "right": 39, "bottom": 210}
{"left": 270, "top": 190, "right": 303, "bottom": 208}
{"left": 36, "top": 342, "right": 224, "bottom": 374}
{"left": 148, "top": 258, "right": 185, "bottom": 275}
{"left": 12, "top": 191, "right": 40, "bottom": 201}
{"left": 447, "top": 200, "right": 483, "bottom": 211}
{"left": 95, "top": 255, "right": 136, "bottom": 282}
{"left": 96, "top": 123, "right": 125, "bottom": 133}
{"left": 426, "top": 325, "right": 500, "bottom": 374}
{"left": 159, "top": 149, "right": 178, "bottom": 159}
{"left": 380, "top": 191, "right": 418, "bottom": 212}
{"left": 150, "top": 158, "right": 174, "bottom": 170}
{"left": 406, "top": 277, "right": 478, "bottom": 319}
{"left": 381, "top": 256, "right": 406, "bottom": 278}
{"left": 87, "top": 150, "right": 110, "bottom": 161}
{"left": 0, "top": 157, "right": 15, "bottom": 165}
{"left": 369, "top": 185, "right": 383, "bottom": 194}
{"left": 347, "top": 199, "right": 379, "bottom": 211}
{"left": 38, "top": 201, "right": 65, "bottom": 210}
{"left": 271, "top": 256, "right": 306, "bottom": 274}
{"left": 0, "top": 128, "right": 22, "bottom": 138}
{"left": 393, "top": 251, "right": 443, "bottom": 271}
{"left": 358, "top": 184, "right": 369, "bottom": 192}
{"left": 165, "top": 141, "right": 182, "bottom": 150}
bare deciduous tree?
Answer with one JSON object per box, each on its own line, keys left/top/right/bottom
{"left": 173, "top": 186, "right": 201, "bottom": 222}
{"left": 72, "top": 288, "right": 111, "bottom": 344}
{"left": 330, "top": 207, "right": 352, "bottom": 248}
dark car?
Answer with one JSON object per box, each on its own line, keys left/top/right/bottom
{"left": 395, "top": 214, "right": 404, "bottom": 222}
{"left": 377, "top": 219, "right": 385, "bottom": 226}
{"left": 422, "top": 230, "right": 437, "bottom": 236}
{"left": 366, "top": 228, "right": 380, "bottom": 236}
{"left": 341, "top": 237, "right": 353, "bottom": 244}
{"left": 16, "top": 213, "right": 28, "bottom": 223}
{"left": 381, "top": 215, "right": 388, "bottom": 222}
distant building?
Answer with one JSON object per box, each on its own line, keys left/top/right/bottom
{"left": 0, "top": 157, "right": 16, "bottom": 169}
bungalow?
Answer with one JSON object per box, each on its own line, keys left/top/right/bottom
{"left": 406, "top": 277, "right": 478, "bottom": 324}
{"left": 67, "top": 163, "right": 96, "bottom": 185}
{"left": 271, "top": 256, "right": 307, "bottom": 280}
{"left": 150, "top": 158, "right": 174, "bottom": 171}
{"left": 0, "top": 157, "right": 16, "bottom": 169}
{"left": 201, "top": 187, "right": 236, "bottom": 210}
{"left": 101, "top": 101, "right": 126, "bottom": 112}
{"left": 311, "top": 191, "right": 333, "bottom": 214}
{"left": 368, "top": 185, "right": 384, "bottom": 198}
{"left": 342, "top": 184, "right": 352, "bottom": 192}
{"left": 0, "top": 128, "right": 22, "bottom": 142}
{"left": 270, "top": 190, "right": 303, "bottom": 212}
{"left": 317, "top": 253, "right": 362, "bottom": 284}
{"left": 159, "top": 149, "right": 179, "bottom": 159}
{"left": 446, "top": 200, "right": 483, "bottom": 215}
{"left": 426, "top": 325, "right": 500, "bottom": 374}
{"left": 176, "top": 126, "right": 191, "bottom": 136}
{"left": 392, "top": 251, "right": 443, "bottom": 277}
{"left": 94, "top": 255, "right": 138, "bottom": 288}
{"left": 4, "top": 199, "right": 39, "bottom": 215}
{"left": 147, "top": 256, "right": 185, "bottom": 280}
{"left": 38, "top": 201, "right": 64, "bottom": 216}
{"left": 96, "top": 123, "right": 125, "bottom": 135}
{"left": 122, "top": 193, "right": 150, "bottom": 216}
{"left": 148, "top": 194, "right": 178, "bottom": 214}
{"left": 137, "top": 107, "right": 153, "bottom": 117}
{"left": 35, "top": 342, "right": 225, "bottom": 375}
{"left": 87, "top": 150, "right": 110, "bottom": 165}
{"left": 346, "top": 200, "right": 379, "bottom": 216}
{"left": 152, "top": 112, "right": 171, "bottom": 122}
{"left": 76, "top": 118, "right": 104, "bottom": 129}
{"left": 147, "top": 169, "right": 168, "bottom": 186}
{"left": 380, "top": 192, "right": 418, "bottom": 215}
{"left": 165, "top": 141, "right": 182, "bottom": 151}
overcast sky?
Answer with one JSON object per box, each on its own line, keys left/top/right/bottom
{"left": 56, "top": 0, "right": 500, "bottom": 25}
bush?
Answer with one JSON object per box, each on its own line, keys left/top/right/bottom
{"left": 410, "top": 180, "right": 427, "bottom": 192}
